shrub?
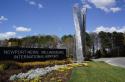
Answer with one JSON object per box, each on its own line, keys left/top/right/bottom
{"left": 95, "top": 50, "right": 102, "bottom": 58}
{"left": 16, "top": 59, "right": 72, "bottom": 68}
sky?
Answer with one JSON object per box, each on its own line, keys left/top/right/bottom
{"left": 0, "top": 0, "right": 125, "bottom": 40}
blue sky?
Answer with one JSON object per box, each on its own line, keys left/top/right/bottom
{"left": 0, "top": 0, "right": 125, "bottom": 39}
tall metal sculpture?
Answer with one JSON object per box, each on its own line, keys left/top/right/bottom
{"left": 73, "top": 4, "right": 87, "bottom": 62}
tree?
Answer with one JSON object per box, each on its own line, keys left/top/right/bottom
{"left": 89, "top": 33, "right": 98, "bottom": 57}
{"left": 99, "top": 31, "right": 112, "bottom": 49}
{"left": 84, "top": 32, "right": 92, "bottom": 60}
{"left": 112, "top": 32, "right": 124, "bottom": 47}
{"left": 21, "top": 35, "right": 57, "bottom": 48}
{"left": 111, "top": 32, "right": 124, "bottom": 57}
{"left": 61, "top": 35, "right": 74, "bottom": 58}
{"left": 8, "top": 38, "right": 22, "bottom": 47}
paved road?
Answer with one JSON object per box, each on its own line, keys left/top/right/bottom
{"left": 93, "top": 57, "right": 125, "bottom": 68}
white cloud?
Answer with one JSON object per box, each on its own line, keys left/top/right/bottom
{"left": 25, "top": 0, "right": 43, "bottom": 9}
{"left": 0, "top": 32, "right": 16, "bottom": 40}
{"left": 0, "top": 16, "right": 8, "bottom": 23}
{"left": 38, "top": 3, "right": 43, "bottom": 9}
{"left": 88, "top": 0, "right": 121, "bottom": 13}
{"left": 83, "top": 4, "right": 91, "bottom": 9}
{"left": 94, "top": 26, "right": 125, "bottom": 33}
{"left": 89, "top": 0, "right": 115, "bottom": 8}
{"left": 17, "top": 36, "right": 23, "bottom": 39}
{"left": 73, "top": 3, "right": 79, "bottom": 8}
{"left": 110, "top": 7, "right": 121, "bottom": 13}
{"left": 118, "top": 26, "right": 125, "bottom": 32}
{"left": 29, "top": 1, "right": 36, "bottom": 6}
{"left": 15, "top": 26, "right": 31, "bottom": 32}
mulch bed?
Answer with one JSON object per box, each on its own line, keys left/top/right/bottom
{"left": 0, "top": 64, "right": 73, "bottom": 82}
{"left": 39, "top": 69, "right": 72, "bottom": 82}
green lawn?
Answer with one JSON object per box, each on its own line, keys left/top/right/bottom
{"left": 69, "top": 61, "right": 125, "bottom": 82}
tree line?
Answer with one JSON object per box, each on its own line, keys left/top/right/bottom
{"left": 1, "top": 31, "right": 125, "bottom": 58}
{"left": 90, "top": 31, "right": 125, "bottom": 58}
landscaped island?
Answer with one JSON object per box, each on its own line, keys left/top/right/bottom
{"left": 1, "top": 60, "right": 125, "bottom": 82}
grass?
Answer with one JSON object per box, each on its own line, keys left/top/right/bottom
{"left": 69, "top": 61, "right": 125, "bottom": 82}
